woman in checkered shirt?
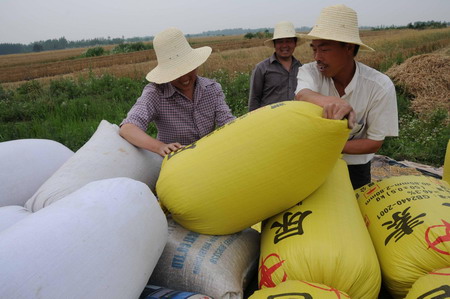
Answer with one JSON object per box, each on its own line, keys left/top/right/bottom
{"left": 120, "top": 27, "right": 235, "bottom": 157}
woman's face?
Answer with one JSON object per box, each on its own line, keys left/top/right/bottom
{"left": 170, "top": 68, "right": 198, "bottom": 93}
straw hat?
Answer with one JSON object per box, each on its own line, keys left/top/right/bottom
{"left": 264, "top": 21, "right": 302, "bottom": 48}
{"left": 300, "top": 4, "right": 374, "bottom": 51}
{"left": 146, "top": 27, "right": 212, "bottom": 84}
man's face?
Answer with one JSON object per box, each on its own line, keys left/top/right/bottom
{"left": 274, "top": 38, "right": 297, "bottom": 60}
{"left": 310, "top": 40, "right": 354, "bottom": 77}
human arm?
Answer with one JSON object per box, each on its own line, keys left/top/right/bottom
{"left": 342, "top": 74, "right": 398, "bottom": 155}
{"left": 343, "top": 138, "right": 383, "bottom": 155}
{"left": 248, "top": 66, "right": 264, "bottom": 112}
{"left": 295, "top": 88, "right": 355, "bottom": 128}
{"left": 119, "top": 123, "right": 182, "bottom": 157}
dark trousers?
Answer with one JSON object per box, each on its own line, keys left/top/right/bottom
{"left": 347, "top": 161, "right": 371, "bottom": 190}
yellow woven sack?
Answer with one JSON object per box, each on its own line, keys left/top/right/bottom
{"left": 156, "top": 101, "right": 349, "bottom": 235}
{"left": 259, "top": 159, "right": 381, "bottom": 298}
{"left": 248, "top": 280, "right": 350, "bottom": 299}
{"left": 355, "top": 176, "right": 450, "bottom": 298}
{"left": 405, "top": 268, "right": 450, "bottom": 299}
{"left": 443, "top": 139, "right": 450, "bottom": 184}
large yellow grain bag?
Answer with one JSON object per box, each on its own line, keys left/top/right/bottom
{"left": 248, "top": 280, "right": 350, "bottom": 299}
{"left": 156, "top": 101, "right": 349, "bottom": 235}
{"left": 355, "top": 176, "right": 450, "bottom": 298}
{"left": 259, "top": 159, "right": 381, "bottom": 298}
{"left": 443, "top": 139, "right": 450, "bottom": 184}
{"left": 405, "top": 268, "right": 450, "bottom": 299}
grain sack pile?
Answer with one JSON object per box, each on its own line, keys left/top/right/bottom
{"left": 157, "top": 101, "right": 349, "bottom": 235}
{"left": 259, "top": 159, "right": 381, "bottom": 298}
{"left": 0, "top": 135, "right": 169, "bottom": 299}
{"left": 0, "top": 178, "right": 168, "bottom": 299}
{"left": 356, "top": 175, "right": 450, "bottom": 298}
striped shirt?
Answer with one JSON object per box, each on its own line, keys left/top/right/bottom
{"left": 121, "top": 76, "right": 235, "bottom": 145}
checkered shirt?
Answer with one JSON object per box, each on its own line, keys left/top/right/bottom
{"left": 121, "top": 76, "right": 235, "bottom": 145}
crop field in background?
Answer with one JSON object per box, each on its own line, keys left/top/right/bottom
{"left": 2, "top": 28, "right": 449, "bottom": 88}
{"left": 0, "top": 27, "right": 449, "bottom": 167}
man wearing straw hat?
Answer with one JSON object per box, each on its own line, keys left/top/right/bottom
{"left": 248, "top": 21, "right": 302, "bottom": 111}
{"left": 295, "top": 4, "right": 398, "bottom": 189}
{"left": 120, "top": 27, "right": 235, "bottom": 157}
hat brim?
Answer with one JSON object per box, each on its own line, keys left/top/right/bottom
{"left": 264, "top": 33, "right": 304, "bottom": 48}
{"left": 298, "top": 33, "right": 374, "bottom": 51}
{"left": 146, "top": 46, "right": 212, "bottom": 84}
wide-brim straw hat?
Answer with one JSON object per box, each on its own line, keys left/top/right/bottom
{"left": 146, "top": 27, "right": 212, "bottom": 84}
{"left": 299, "top": 4, "right": 374, "bottom": 51}
{"left": 264, "top": 21, "right": 303, "bottom": 48}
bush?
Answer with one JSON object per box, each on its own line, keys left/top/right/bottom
{"left": 0, "top": 85, "right": 13, "bottom": 101}
{"left": 244, "top": 33, "right": 255, "bottom": 39}
{"left": 84, "top": 47, "right": 106, "bottom": 57}
{"left": 112, "top": 42, "right": 152, "bottom": 54}
{"left": 15, "top": 80, "right": 43, "bottom": 101}
{"left": 211, "top": 69, "right": 250, "bottom": 117}
{"left": 49, "top": 78, "right": 82, "bottom": 99}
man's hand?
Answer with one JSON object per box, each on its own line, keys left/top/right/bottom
{"left": 323, "top": 101, "right": 355, "bottom": 129}
{"left": 296, "top": 89, "right": 355, "bottom": 129}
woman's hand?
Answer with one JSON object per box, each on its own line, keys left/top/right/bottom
{"left": 157, "top": 142, "right": 183, "bottom": 156}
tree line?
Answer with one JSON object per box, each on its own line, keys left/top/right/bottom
{"left": 0, "top": 36, "right": 153, "bottom": 55}
{"left": 1, "top": 21, "right": 448, "bottom": 56}
{"left": 372, "top": 20, "right": 448, "bottom": 31}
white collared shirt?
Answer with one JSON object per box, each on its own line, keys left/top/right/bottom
{"left": 296, "top": 61, "right": 399, "bottom": 165}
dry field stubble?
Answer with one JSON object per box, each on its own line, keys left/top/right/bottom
{"left": 0, "top": 37, "right": 264, "bottom": 88}
{"left": 1, "top": 28, "right": 449, "bottom": 90}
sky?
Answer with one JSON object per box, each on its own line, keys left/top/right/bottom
{"left": 0, "top": 0, "right": 449, "bottom": 44}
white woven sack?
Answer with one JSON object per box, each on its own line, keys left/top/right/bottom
{"left": 0, "top": 206, "right": 31, "bottom": 232}
{"left": 149, "top": 216, "right": 260, "bottom": 299}
{"left": 0, "top": 139, "right": 74, "bottom": 207}
{"left": 0, "top": 177, "right": 168, "bottom": 299}
{"left": 25, "top": 120, "right": 163, "bottom": 212}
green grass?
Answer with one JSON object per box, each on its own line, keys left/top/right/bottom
{"left": 378, "top": 93, "right": 449, "bottom": 166}
{"left": 0, "top": 70, "right": 448, "bottom": 167}
{"left": 0, "top": 74, "right": 149, "bottom": 150}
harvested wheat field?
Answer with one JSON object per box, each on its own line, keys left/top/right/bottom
{"left": 386, "top": 51, "right": 450, "bottom": 116}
